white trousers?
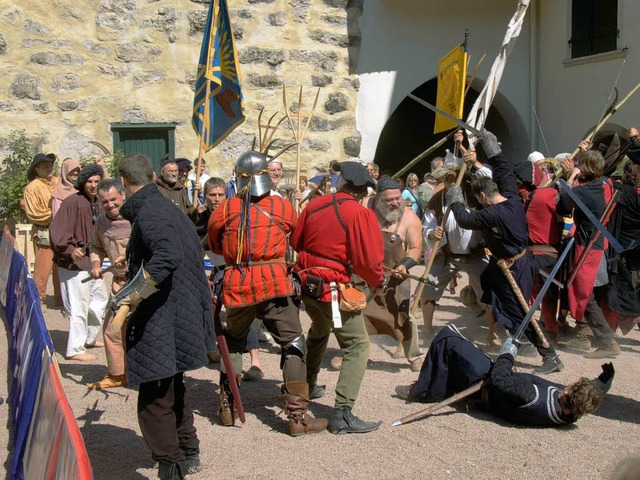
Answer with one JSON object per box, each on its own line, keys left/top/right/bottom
{"left": 58, "top": 267, "right": 109, "bottom": 357}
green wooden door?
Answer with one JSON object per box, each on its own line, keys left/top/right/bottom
{"left": 111, "top": 123, "right": 176, "bottom": 174}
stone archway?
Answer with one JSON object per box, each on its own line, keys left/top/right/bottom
{"left": 373, "top": 77, "right": 528, "bottom": 180}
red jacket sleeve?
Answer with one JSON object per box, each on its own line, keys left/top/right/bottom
{"left": 289, "top": 206, "right": 308, "bottom": 252}
{"left": 348, "top": 208, "right": 384, "bottom": 288}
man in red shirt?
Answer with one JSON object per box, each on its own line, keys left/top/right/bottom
{"left": 290, "top": 161, "right": 385, "bottom": 434}
{"left": 209, "top": 151, "right": 327, "bottom": 436}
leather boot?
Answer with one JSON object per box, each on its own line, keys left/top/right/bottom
{"left": 329, "top": 406, "right": 382, "bottom": 434}
{"left": 283, "top": 381, "right": 329, "bottom": 436}
{"left": 158, "top": 460, "right": 184, "bottom": 480}
{"left": 218, "top": 373, "right": 240, "bottom": 426}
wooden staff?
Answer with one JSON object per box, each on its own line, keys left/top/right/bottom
{"left": 392, "top": 381, "right": 482, "bottom": 426}
{"left": 496, "top": 258, "right": 550, "bottom": 349}
{"left": 283, "top": 86, "right": 320, "bottom": 210}
{"left": 565, "top": 190, "right": 620, "bottom": 287}
{"left": 193, "top": 0, "right": 219, "bottom": 201}
{"left": 542, "top": 81, "right": 640, "bottom": 188}
{"left": 409, "top": 162, "right": 468, "bottom": 317}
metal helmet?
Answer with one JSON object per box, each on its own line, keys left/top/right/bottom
{"left": 235, "top": 151, "right": 272, "bottom": 197}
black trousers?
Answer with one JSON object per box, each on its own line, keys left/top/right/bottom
{"left": 138, "top": 372, "right": 199, "bottom": 462}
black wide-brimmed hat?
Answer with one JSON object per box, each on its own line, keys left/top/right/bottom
{"left": 335, "top": 161, "right": 375, "bottom": 188}
{"left": 27, "top": 153, "right": 56, "bottom": 181}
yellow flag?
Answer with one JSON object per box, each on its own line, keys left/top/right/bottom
{"left": 434, "top": 44, "right": 468, "bottom": 134}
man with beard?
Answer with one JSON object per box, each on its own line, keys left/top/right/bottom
{"left": 87, "top": 178, "right": 131, "bottom": 389}
{"left": 291, "top": 161, "right": 385, "bottom": 434}
{"left": 115, "top": 154, "right": 214, "bottom": 479}
{"left": 358, "top": 177, "right": 424, "bottom": 371}
{"left": 156, "top": 158, "right": 197, "bottom": 221}
{"left": 50, "top": 164, "right": 108, "bottom": 362}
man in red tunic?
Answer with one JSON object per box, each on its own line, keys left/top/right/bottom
{"left": 208, "top": 151, "right": 327, "bottom": 436}
{"left": 290, "top": 161, "right": 385, "bottom": 434}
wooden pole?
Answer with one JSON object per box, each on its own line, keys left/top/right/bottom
{"left": 540, "top": 82, "right": 640, "bottom": 189}
{"left": 392, "top": 132, "right": 455, "bottom": 180}
{"left": 409, "top": 162, "right": 468, "bottom": 317}
{"left": 283, "top": 86, "right": 320, "bottom": 210}
{"left": 392, "top": 381, "right": 482, "bottom": 426}
{"left": 194, "top": 0, "right": 219, "bottom": 200}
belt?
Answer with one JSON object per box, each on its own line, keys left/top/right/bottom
{"left": 528, "top": 245, "right": 559, "bottom": 257}
{"left": 227, "top": 257, "right": 286, "bottom": 269}
{"left": 486, "top": 248, "right": 526, "bottom": 269}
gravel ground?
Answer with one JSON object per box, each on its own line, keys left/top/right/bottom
{"left": 2, "top": 270, "right": 640, "bottom": 479}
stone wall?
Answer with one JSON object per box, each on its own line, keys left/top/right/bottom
{"left": 0, "top": 0, "right": 363, "bottom": 179}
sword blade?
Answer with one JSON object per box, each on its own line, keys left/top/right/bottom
{"left": 407, "top": 93, "right": 482, "bottom": 137}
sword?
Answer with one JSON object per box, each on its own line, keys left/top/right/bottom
{"left": 407, "top": 93, "right": 483, "bottom": 137}
{"left": 211, "top": 279, "right": 246, "bottom": 424}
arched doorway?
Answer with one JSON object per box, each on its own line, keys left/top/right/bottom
{"left": 373, "top": 77, "right": 528, "bottom": 180}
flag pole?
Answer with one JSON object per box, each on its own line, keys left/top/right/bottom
{"left": 195, "top": 0, "right": 219, "bottom": 200}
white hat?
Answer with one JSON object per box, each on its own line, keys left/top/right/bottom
{"left": 554, "top": 152, "right": 571, "bottom": 161}
{"left": 527, "top": 151, "right": 545, "bottom": 163}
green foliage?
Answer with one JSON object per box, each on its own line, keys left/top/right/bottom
{"left": 0, "top": 130, "right": 33, "bottom": 226}
{"left": 108, "top": 150, "right": 124, "bottom": 179}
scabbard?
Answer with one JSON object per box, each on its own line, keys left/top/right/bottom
{"left": 496, "top": 258, "right": 550, "bottom": 349}
{"left": 211, "top": 288, "right": 246, "bottom": 424}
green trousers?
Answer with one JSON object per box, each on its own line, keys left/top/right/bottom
{"left": 304, "top": 296, "right": 370, "bottom": 408}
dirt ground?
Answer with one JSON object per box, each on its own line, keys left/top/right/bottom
{"left": 2, "top": 269, "right": 640, "bottom": 480}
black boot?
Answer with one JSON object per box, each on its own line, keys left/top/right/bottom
{"left": 158, "top": 460, "right": 184, "bottom": 480}
{"left": 328, "top": 406, "right": 382, "bottom": 434}
{"left": 533, "top": 355, "right": 564, "bottom": 375}
{"left": 181, "top": 449, "right": 202, "bottom": 475}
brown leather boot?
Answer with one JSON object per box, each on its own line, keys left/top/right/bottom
{"left": 283, "top": 381, "right": 328, "bottom": 436}
{"left": 218, "top": 373, "right": 241, "bottom": 426}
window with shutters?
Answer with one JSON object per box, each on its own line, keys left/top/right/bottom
{"left": 570, "top": 0, "right": 618, "bottom": 59}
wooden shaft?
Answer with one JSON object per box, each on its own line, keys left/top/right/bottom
{"left": 565, "top": 190, "right": 620, "bottom": 287}
{"left": 392, "top": 131, "right": 455, "bottom": 180}
{"left": 109, "top": 305, "right": 130, "bottom": 334}
{"left": 392, "top": 381, "right": 482, "bottom": 426}
{"left": 409, "top": 162, "right": 468, "bottom": 317}
{"left": 496, "top": 259, "right": 550, "bottom": 349}
{"left": 194, "top": 0, "right": 218, "bottom": 197}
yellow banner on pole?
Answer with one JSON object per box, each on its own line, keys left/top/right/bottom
{"left": 434, "top": 44, "right": 468, "bottom": 134}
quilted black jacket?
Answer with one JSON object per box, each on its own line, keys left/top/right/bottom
{"left": 120, "top": 183, "right": 215, "bottom": 385}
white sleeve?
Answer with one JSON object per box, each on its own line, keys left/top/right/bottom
{"left": 475, "top": 164, "right": 493, "bottom": 178}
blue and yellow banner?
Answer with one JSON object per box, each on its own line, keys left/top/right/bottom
{"left": 192, "top": 0, "right": 245, "bottom": 151}
{"left": 434, "top": 44, "right": 467, "bottom": 134}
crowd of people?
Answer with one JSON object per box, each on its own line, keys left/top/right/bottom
{"left": 19, "top": 125, "right": 639, "bottom": 479}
